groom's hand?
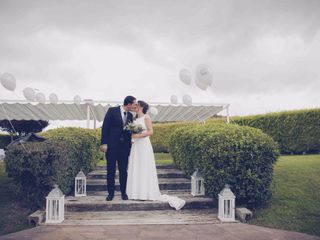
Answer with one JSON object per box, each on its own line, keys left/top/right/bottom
{"left": 100, "top": 144, "right": 108, "bottom": 153}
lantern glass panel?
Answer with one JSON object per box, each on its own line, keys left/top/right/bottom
{"left": 197, "top": 180, "right": 201, "bottom": 194}
{"left": 224, "top": 199, "right": 231, "bottom": 217}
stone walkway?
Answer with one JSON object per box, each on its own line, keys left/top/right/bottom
{"left": 1, "top": 223, "right": 319, "bottom": 240}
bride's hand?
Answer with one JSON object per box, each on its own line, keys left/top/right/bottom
{"left": 132, "top": 133, "right": 139, "bottom": 139}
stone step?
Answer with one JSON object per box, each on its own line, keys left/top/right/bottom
{"left": 65, "top": 194, "right": 215, "bottom": 212}
{"left": 95, "top": 164, "right": 177, "bottom": 171}
{"left": 86, "top": 178, "right": 191, "bottom": 192}
{"left": 86, "top": 189, "right": 190, "bottom": 196}
{"left": 49, "top": 209, "right": 219, "bottom": 225}
{"left": 88, "top": 169, "right": 186, "bottom": 179}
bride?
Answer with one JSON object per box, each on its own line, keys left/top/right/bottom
{"left": 126, "top": 100, "right": 186, "bottom": 210}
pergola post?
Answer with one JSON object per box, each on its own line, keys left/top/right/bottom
{"left": 85, "top": 99, "right": 94, "bottom": 129}
{"left": 86, "top": 104, "right": 90, "bottom": 129}
{"left": 226, "top": 105, "right": 230, "bottom": 124}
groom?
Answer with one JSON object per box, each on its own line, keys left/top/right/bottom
{"left": 100, "top": 96, "right": 136, "bottom": 201}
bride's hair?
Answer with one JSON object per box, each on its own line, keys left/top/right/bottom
{"left": 138, "top": 100, "right": 149, "bottom": 114}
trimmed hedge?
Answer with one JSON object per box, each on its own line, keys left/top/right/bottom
{"left": 0, "top": 134, "right": 17, "bottom": 149}
{"left": 232, "top": 108, "right": 320, "bottom": 154}
{"left": 151, "top": 122, "right": 192, "bottom": 153}
{"left": 151, "top": 119, "right": 225, "bottom": 153}
{"left": 4, "top": 128, "right": 100, "bottom": 208}
{"left": 169, "top": 123, "right": 279, "bottom": 208}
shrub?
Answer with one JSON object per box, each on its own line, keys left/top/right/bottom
{"left": 151, "top": 122, "right": 193, "bottom": 153}
{"left": 4, "top": 127, "right": 100, "bottom": 208}
{"left": 232, "top": 108, "right": 320, "bottom": 154}
{"left": 0, "top": 134, "right": 16, "bottom": 149}
{"left": 151, "top": 119, "right": 225, "bottom": 153}
{"left": 169, "top": 123, "right": 279, "bottom": 208}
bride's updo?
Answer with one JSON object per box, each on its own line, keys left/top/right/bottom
{"left": 138, "top": 100, "right": 149, "bottom": 114}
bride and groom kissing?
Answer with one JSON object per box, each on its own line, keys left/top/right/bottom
{"left": 100, "top": 96, "right": 185, "bottom": 210}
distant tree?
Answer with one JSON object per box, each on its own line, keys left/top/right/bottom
{"left": 0, "top": 120, "right": 49, "bottom": 137}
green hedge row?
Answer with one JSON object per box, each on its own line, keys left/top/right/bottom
{"left": 232, "top": 108, "right": 320, "bottom": 154}
{"left": 169, "top": 123, "right": 279, "bottom": 208}
{"left": 4, "top": 128, "right": 100, "bottom": 208}
{"left": 0, "top": 134, "right": 17, "bottom": 149}
{"left": 151, "top": 122, "right": 193, "bottom": 152}
{"left": 151, "top": 119, "right": 225, "bottom": 153}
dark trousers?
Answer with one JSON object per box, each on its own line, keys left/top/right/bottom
{"left": 106, "top": 144, "right": 129, "bottom": 196}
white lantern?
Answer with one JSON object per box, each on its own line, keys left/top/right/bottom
{"left": 75, "top": 170, "right": 86, "bottom": 197}
{"left": 45, "top": 184, "right": 65, "bottom": 223}
{"left": 218, "top": 184, "right": 236, "bottom": 222}
{"left": 191, "top": 169, "right": 205, "bottom": 196}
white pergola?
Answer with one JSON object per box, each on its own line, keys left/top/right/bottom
{"left": 0, "top": 99, "right": 230, "bottom": 128}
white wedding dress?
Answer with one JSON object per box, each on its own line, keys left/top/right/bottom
{"left": 126, "top": 115, "right": 186, "bottom": 210}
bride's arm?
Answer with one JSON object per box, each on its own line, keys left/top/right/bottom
{"left": 134, "top": 115, "right": 153, "bottom": 138}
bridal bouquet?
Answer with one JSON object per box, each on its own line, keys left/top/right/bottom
{"left": 124, "top": 122, "right": 144, "bottom": 134}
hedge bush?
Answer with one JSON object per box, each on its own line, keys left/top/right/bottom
{"left": 0, "top": 134, "right": 17, "bottom": 149}
{"left": 232, "top": 108, "right": 320, "bottom": 154}
{"left": 151, "top": 119, "right": 225, "bottom": 153}
{"left": 4, "top": 127, "right": 100, "bottom": 208}
{"left": 169, "top": 123, "right": 279, "bottom": 208}
{"left": 151, "top": 122, "right": 193, "bottom": 152}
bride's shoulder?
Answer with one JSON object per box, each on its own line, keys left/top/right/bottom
{"left": 144, "top": 114, "right": 152, "bottom": 121}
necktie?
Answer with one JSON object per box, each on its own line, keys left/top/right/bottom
{"left": 123, "top": 111, "right": 127, "bottom": 124}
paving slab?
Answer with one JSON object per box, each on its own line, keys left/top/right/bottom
{"left": 1, "top": 223, "right": 319, "bottom": 240}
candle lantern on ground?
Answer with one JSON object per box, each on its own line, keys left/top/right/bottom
{"left": 191, "top": 169, "right": 205, "bottom": 196}
{"left": 75, "top": 170, "right": 86, "bottom": 197}
{"left": 45, "top": 184, "right": 65, "bottom": 223}
{"left": 218, "top": 184, "right": 236, "bottom": 222}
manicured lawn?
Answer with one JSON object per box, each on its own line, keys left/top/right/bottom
{"left": 97, "top": 153, "right": 174, "bottom": 166}
{"left": 0, "top": 162, "right": 31, "bottom": 236}
{"left": 251, "top": 154, "right": 320, "bottom": 237}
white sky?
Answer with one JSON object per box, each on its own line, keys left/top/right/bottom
{"left": 1, "top": 0, "right": 320, "bottom": 126}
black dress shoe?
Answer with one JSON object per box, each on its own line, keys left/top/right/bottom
{"left": 121, "top": 194, "right": 129, "bottom": 200}
{"left": 106, "top": 195, "right": 114, "bottom": 201}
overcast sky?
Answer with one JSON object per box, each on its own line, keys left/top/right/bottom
{"left": 1, "top": 0, "right": 320, "bottom": 118}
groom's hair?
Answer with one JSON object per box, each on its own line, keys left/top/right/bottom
{"left": 123, "top": 96, "right": 136, "bottom": 106}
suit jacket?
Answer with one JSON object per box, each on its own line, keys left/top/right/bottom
{"left": 101, "top": 106, "right": 133, "bottom": 151}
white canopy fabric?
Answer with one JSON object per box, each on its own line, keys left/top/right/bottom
{"left": 0, "top": 100, "right": 229, "bottom": 123}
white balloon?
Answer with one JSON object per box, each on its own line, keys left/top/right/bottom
{"left": 23, "top": 87, "right": 36, "bottom": 101}
{"left": 0, "top": 72, "right": 16, "bottom": 91}
{"left": 196, "top": 64, "right": 213, "bottom": 86}
{"left": 49, "top": 93, "right": 59, "bottom": 104}
{"left": 170, "top": 95, "right": 178, "bottom": 104}
{"left": 36, "top": 92, "right": 46, "bottom": 104}
{"left": 74, "top": 95, "right": 81, "bottom": 105}
{"left": 195, "top": 78, "right": 209, "bottom": 91}
{"left": 149, "top": 106, "right": 158, "bottom": 116}
{"left": 179, "top": 69, "right": 192, "bottom": 85}
{"left": 182, "top": 94, "right": 192, "bottom": 106}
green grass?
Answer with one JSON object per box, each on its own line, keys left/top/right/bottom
{"left": 251, "top": 154, "right": 320, "bottom": 236}
{"left": 0, "top": 162, "right": 31, "bottom": 236}
{"left": 97, "top": 152, "right": 173, "bottom": 166}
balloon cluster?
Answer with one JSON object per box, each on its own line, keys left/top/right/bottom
{"left": 170, "top": 65, "right": 213, "bottom": 106}
{"left": 1, "top": 72, "right": 82, "bottom": 105}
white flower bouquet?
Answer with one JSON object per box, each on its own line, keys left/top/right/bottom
{"left": 124, "top": 122, "right": 144, "bottom": 134}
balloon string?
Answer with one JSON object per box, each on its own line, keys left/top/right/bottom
{"left": 1, "top": 103, "right": 30, "bottom": 153}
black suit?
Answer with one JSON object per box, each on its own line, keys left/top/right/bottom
{"left": 101, "top": 106, "right": 133, "bottom": 196}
